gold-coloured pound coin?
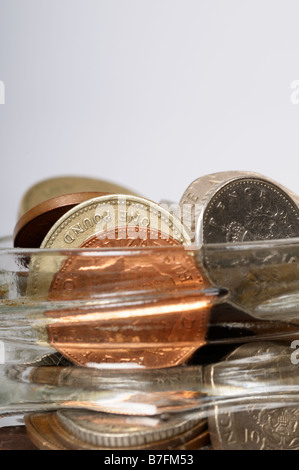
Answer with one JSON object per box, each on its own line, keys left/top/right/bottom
{"left": 26, "top": 194, "right": 193, "bottom": 299}
{"left": 18, "top": 176, "right": 140, "bottom": 218}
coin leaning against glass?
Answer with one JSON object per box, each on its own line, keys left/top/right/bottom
{"left": 204, "top": 341, "right": 299, "bottom": 450}
{"left": 26, "top": 194, "right": 193, "bottom": 299}
{"left": 18, "top": 175, "right": 141, "bottom": 218}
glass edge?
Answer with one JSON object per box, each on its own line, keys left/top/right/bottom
{"left": 2, "top": 235, "right": 299, "bottom": 255}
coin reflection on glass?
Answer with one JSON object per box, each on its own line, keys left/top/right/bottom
{"left": 205, "top": 342, "right": 299, "bottom": 450}
{"left": 9, "top": 360, "right": 204, "bottom": 392}
{"left": 18, "top": 175, "right": 140, "bottom": 217}
{"left": 45, "top": 228, "right": 210, "bottom": 368}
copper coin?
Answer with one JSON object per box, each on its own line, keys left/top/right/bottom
{"left": 24, "top": 411, "right": 208, "bottom": 450}
{"left": 13, "top": 192, "right": 110, "bottom": 248}
{"left": 18, "top": 175, "right": 140, "bottom": 218}
{"left": 24, "top": 413, "right": 67, "bottom": 450}
{"left": 46, "top": 227, "right": 210, "bottom": 369}
{"left": 174, "top": 429, "right": 210, "bottom": 450}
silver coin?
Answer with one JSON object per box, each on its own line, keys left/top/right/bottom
{"left": 202, "top": 178, "right": 299, "bottom": 244}
{"left": 180, "top": 171, "right": 299, "bottom": 245}
{"left": 57, "top": 409, "right": 203, "bottom": 448}
{"left": 180, "top": 173, "right": 299, "bottom": 318}
{"left": 205, "top": 342, "right": 299, "bottom": 450}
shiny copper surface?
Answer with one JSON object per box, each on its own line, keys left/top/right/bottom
{"left": 46, "top": 228, "right": 211, "bottom": 368}
{"left": 13, "top": 192, "right": 110, "bottom": 248}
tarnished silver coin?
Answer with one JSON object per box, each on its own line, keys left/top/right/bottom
{"left": 201, "top": 178, "right": 299, "bottom": 244}
{"left": 180, "top": 172, "right": 299, "bottom": 319}
{"left": 179, "top": 171, "right": 299, "bottom": 245}
{"left": 56, "top": 409, "right": 204, "bottom": 448}
{"left": 205, "top": 342, "right": 299, "bottom": 450}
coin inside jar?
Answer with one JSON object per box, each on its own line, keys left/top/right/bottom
{"left": 180, "top": 172, "right": 299, "bottom": 318}
{"left": 205, "top": 342, "right": 299, "bottom": 450}
{"left": 26, "top": 194, "right": 212, "bottom": 368}
{"left": 27, "top": 194, "right": 194, "bottom": 298}
{"left": 201, "top": 178, "right": 299, "bottom": 244}
{"left": 56, "top": 409, "right": 205, "bottom": 448}
{"left": 179, "top": 171, "right": 299, "bottom": 245}
{"left": 24, "top": 410, "right": 208, "bottom": 450}
{"left": 45, "top": 227, "right": 210, "bottom": 368}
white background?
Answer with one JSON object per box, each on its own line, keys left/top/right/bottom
{"left": 1, "top": 0, "right": 299, "bottom": 238}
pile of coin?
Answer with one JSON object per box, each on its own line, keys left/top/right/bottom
{"left": 5, "top": 171, "right": 299, "bottom": 450}
{"left": 14, "top": 176, "right": 214, "bottom": 370}
{"left": 14, "top": 171, "right": 299, "bottom": 325}
{"left": 24, "top": 409, "right": 210, "bottom": 450}
{"left": 3, "top": 340, "right": 299, "bottom": 450}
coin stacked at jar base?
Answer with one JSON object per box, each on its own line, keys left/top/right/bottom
{"left": 24, "top": 409, "right": 210, "bottom": 451}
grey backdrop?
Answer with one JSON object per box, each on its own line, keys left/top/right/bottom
{"left": 1, "top": 0, "right": 299, "bottom": 238}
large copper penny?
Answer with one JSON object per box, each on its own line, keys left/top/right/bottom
{"left": 13, "top": 192, "right": 109, "bottom": 248}
{"left": 46, "top": 227, "right": 211, "bottom": 368}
